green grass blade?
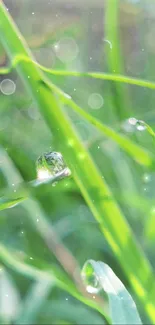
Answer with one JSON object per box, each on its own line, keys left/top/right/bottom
{"left": 82, "top": 260, "right": 142, "bottom": 325}
{"left": 1, "top": 54, "right": 155, "bottom": 90}
{"left": 0, "top": 3, "right": 155, "bottom": 322}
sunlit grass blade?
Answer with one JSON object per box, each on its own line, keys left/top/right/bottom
{"left": 0, "top": 3, "right": 155, "bottom": 322}
{"left": 82, "top": 260, "right": 142, "bottom": 325}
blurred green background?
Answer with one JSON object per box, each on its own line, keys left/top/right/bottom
{"left": 1, "top": 0, "right": 155, "bottom": 323}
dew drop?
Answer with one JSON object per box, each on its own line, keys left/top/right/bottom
{"left": 36, "top": 151, "right": 71, "bottom": 180}
{"left": 82, "top": 262, "right": 101, "bottom": 294}
{"left": 136, "top": 120, "right": 146, "bottom": 131}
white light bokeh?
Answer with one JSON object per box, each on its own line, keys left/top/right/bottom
{"left": 53, "top": 37, "right": 79, "bottom": 63}
{"left": 88, "top": 93, "right": 104, "bottom": 109}
{"left": 0, "top": 79, "right": 16, "bottom": 95}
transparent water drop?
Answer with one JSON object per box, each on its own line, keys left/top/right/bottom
{"left": 0, "top": 79, "right": 16, "bottom": 95}
{"left": 136, "top": 120, "right": 146, "bottom": 131}
{"left": 36, "top": 151, "right": 71, "bottom": 180}
{"left": 128, "top": 117, "right": 137, "bottom": 126}
{"left": 82, "top": 262, "right": 101, "bottom": 294}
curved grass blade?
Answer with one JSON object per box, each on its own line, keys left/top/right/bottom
{"left": 82, "top": 260, "right": 142, "bottom": 325}
{"left": 1, "top": 55, "right": 155, "bottom": 91}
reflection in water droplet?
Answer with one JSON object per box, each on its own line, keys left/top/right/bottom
{"left": 128, "top": 117, "right": 137, "bottom": 126}
{"left": 36, "top": 151, "right": 71, "bottom": 180}
{"left": 0, "top": 79, "right": 16, "bottom": 95}
{"left": 122, "top": 117, "right": 146, "bottom": 133}
{"left": 88, "top": 93, "right": 104, "bottom": 110}
{"left": 82, "top": 262, "right": 101, "bottom": 294}
{"left": 136, "top": 120, "right": 146, "bottom": 131}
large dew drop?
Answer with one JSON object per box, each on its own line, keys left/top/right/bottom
{"left": 81, "top": 261, "right": 101, "bottom": 294}
{"left": 36, "top": 151, "right": 71, "bottom": 181}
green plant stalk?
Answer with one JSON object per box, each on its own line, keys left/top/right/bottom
{"left": 0, "top": 2, "right": 154, "bottom": 321}
{"left": 2, "top": 54, "right": 155, "bottom": 89}
{"left": 104, "top": 0, "right": 131, "bottom": 120}
{"left": 1, "top": 54, "right": 155, "bottom": 89}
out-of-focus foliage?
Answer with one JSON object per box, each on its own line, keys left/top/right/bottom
{"left": 0, "top": 0, "right": 155, "bottom": 324}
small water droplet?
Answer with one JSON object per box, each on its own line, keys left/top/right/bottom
{"left": 82, "top": 262, "right": 101, "bottom": 294}
{"left": 30, "top": 257, "right": 33, "bottom": 260}
{"left": 36, "top": 151, "right": 71, "bottom": 180}
{"left": 128, "top": 117, "right": 137, "bottom": 126}
{"left": 136, "top": 120, "right": 146, "bottom": 131}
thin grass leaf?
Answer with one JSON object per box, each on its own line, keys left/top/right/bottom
{"left": 1, "top": 54, "right": 155, "bottom": 91}
{"left": 82, "top": 260, "right": 142, "bottom": 325}
{"left": 0, "top": 3, "right": 155, "bottom": 322}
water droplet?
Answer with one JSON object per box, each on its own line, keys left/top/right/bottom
{"left": 0, "top": 79, "right": 16, "bottom": 95}
{"left": 128, "top": 117, "right": 137, "bottom": 126}
{"left": 36, "top": 151, "right": 71, "bottom": 180}
{"left": 88, "top": 93, "right": 104, "bottom": 110}
{"left": 30, "top": 257, "right": 33, "bottom": 260}
{"left": 136, "top": 120, "right": 146, "bottom": 131}
{"left": 82, "top": 262, "right": 101, "bottom": 294}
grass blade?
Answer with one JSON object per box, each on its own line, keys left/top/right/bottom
{"left": 82, "top": 260, "right": 142, "bottom": 325}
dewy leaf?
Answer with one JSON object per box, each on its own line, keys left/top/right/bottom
{"left": 82, "top": 260, "right": 142, "bottom": 325}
